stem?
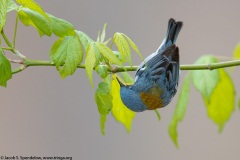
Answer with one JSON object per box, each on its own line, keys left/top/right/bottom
{"left": 11, "top": 59, "right": 240, "bottom": 74}
{"left": 180, "top": 60, "right": 240, "bottom": 70}
{"left": 1, "top": 29, "right": 26, "bottom": 60}
{"left": 13, "top": 15, "right": 19, "bottom": 47}
{"left": 1, "top": 29, "right": 12, "bottom": 48}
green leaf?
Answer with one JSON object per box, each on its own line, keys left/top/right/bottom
{"left": 154, "top": 110, "right": 161, "bottom": 121}
{"left": 120, "top": 72, "right": 134, "bottom": 84}
{"left": 111, "top": 74, "right": 135, "bottom": 133}
{"left": 50, "top": 36, "right": 83, "bottom": 78}
{"left": 114, "top": 33, "right": 131, "bottom": 65}
{"left": 100, "top": 23, "right": 107, "bottom": 43}
{"left": 96, "top": 65, "right": 108, "bottom": 79}
{"left": 100, "top": 114, "right": 107, "bottom": 135}
{"left": 96, "top": 30, "right": 100, "bottom": 42}
{"left": 18, "top": 7, "right": 51, "bottom": 36}
{"left": 85, "top": 43, "right": 96, "bottom": 86}
{"left": 169, "top": 72, "right": 191, "bottom": 148}
{"left": 233, "top": 43, "right": 240, "bottom": 59}
{"left": 0, "top": 0, "right": 8, "bottom": 32}
{"left": 76, "top": 31, "right": 94, "bottom": 51}
{"left": 113, "top": 51, "right": 122, "bottom": 61}
{"left": 49, "top": 38, "right": 63, "bottom": 61}
{"left": 7, "top": 0, "right": 18, "bottom": 12}
{"left": 123, "top": 33, "right": 144, "bottom": 60}
{"left": 203, "top": 68, "right": 235, "bottom": 132}
{"left": 238, "top": 97, "right": 240, "bottom": 110}
{"left": 192, "top": 55, "right": 219, "bottom": 101}
{"left": 47, "top": 13, "right": 75, "bottom": 37}
{"left": 96, "top": 42, "right": 123, "bottom": 65}
{"left": 16, "top": 0, "right": 49, "bottom": 19}
{"left": 95, "top": 82, "right": 113, "bottom": 114}
{"left": 0, "top": 49, "right": 12, "bottom": 87}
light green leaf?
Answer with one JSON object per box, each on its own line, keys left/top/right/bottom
{"left": 113, "top": 51, "right": 122, "bottom": 61}
{"left": 0, "top": 49, "right": 12, "bottom": 87}
{"left": 76, "top": 31, "right": 94, "bottom": 51}
{"left": 49, "top": 38, "right": 63, "bottom": 61}
{"left": 103, "top": 38, "right": 112, "bottom": 45}
{"left": 95, "top": 82, "right": 113, "bottom": 114}
{"left": 0, "top": 0, "right": 8, "bottom": 32}
{"left": 123, "top": 33, "right": 144, "bottom": 60}
{"left": 51, "top": 36, "right": 83, "bottom": 78}
{"left": 18, "top": 7, "right": 51, "bottom": 36}
{"left": 169, "top": 72, "right": 191, "bottom": 148}
{"left": 111, "top": 74, "right": 135, "bottom": 133}
{"left": 100, "top": 114, "right": 107, "bottom": 135}
{"left": 120, "top": 72, "right": 134, "bottom": 84}
{"left": 114, "top": 33, "right": 131, "bottom": 65}
{"left": 233, "top": 43, "right": 240, "bottom": 59}
{"left": 96, "top": 42, "right": 123, "bottom": 65}
{"left": 85, "top": 43, "right": 96, "bottom": 87}
{"left": 238, "top": 97, "right": 240, "bottom": 110}
{"left": 192, "top": 55, "right": 219, "bottom": 101}
{"left": 100, "top": 23, "right": 107, "bottom": 43}
{"left": 93, "top": 44, "right": 103, "bottom": 65}
{"left": 16, "top": 0, "right": 49, "bottom": 19}
{"left": 96, "top": 65, "right": 108, "bottom": 79}
{"left": 7, "top": 0, "right": 18, "bottom": 12}
{"left": 154, "top": 110, "right": 161, "bottom": 121}
{"left": 203, "top": 68, "right": 235, "bottom": 132}
{"left": 47, "top": 13, "right": 75, "bottom": 37}
{"left": 96, "top": 30, "right": 100, "bottom": 42}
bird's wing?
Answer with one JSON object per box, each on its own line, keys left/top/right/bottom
{"left": 135, "top": 44, "right": 177, "bottom": 82}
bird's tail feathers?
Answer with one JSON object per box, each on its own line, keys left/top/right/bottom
{"left": 166, "top": 18, "right": 183, "bottom": 45}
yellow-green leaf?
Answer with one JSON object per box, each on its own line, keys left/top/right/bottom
{"left": 100, "top": 23, "right": 107, "bottom": 43}
{"left": 111, "top": 74, "right": 135, "bottom": 133}
{"left": 114, "top": 33, "right": 131, "bottom": 65}
{"left": 47, "top": 13, "right": 75, "bottom": 37}
{"left": 96, "top": 42, "right": 123, "bottom": 65}
{"left": 0, "top": 49, "right": 12, "bottom": 87}
{"left": 7, "top": 0, "right": 18, "bottom": 12}
{"left": 123, "top": 33, "right": 144, "bottom": 60}
{"left": 96, "top": 65, "right": 108, "bottom": 79}
{"left": 16, "top": 0, "right": 49, "bottom": 19}
{"left": 120, "top": 72, "right": 134, "bottom": 84}
{"left": 169, "top": 72, "right": 191, "bottom": 148}
{"left": 192, "top": 55, "right": 219, "bottom": 102}
{"left": 85, "top": 43, "right": 96, "bottom": 87}
{"left": 154, "top": 110, "right": 161, "bottom": 121}
{"left": 238, "top": 97, "right": 240, "bottom": 110}
{"left": 50, "top": 38, "right": 63, "bottom": 61}
{"left": 233, "top": 43, "right": 240, "bottom": 59}
{"left": 95, "top": 82, "right": 113, "bottom": 114}
{"left": 0, "top": 0, "right": 8, "bottom": 32}
{"left": 203, "top": 68, "right": 235, "bottom": 132}
{"left": 76, "top": 31, "right": 94, "bottom": 51}
{"left": 100, "top": 114, "right": 107, "bottom": 135}
{"left": 18, "top": 7, "right": 51, "bottom": 36}
{"left": 51, "top": 36, "right": 83, "bottom": 78}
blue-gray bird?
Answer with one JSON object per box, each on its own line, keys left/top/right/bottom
{"left": 118, "top": 18, "right": 183, "bottom": 112}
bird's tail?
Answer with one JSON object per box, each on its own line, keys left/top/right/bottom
{"left": 158, "top": 18, "right": 183, "bottom": 53}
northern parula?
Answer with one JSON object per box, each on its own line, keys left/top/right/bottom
{"left": 118, "top": 18, "right": 183, "bottom": 112}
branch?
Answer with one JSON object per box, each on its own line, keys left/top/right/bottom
{"left": 11, "top": 59, "right": 240, "bottom": 74}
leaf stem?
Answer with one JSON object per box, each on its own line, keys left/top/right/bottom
{"left": 11, "top": 59, "right": 240, "bottom": 74}
{"left": 1, "top": 29, "right": 26, "bottom": 60}
{"left": 13, "top": 14, "right": 19, "bottom": 47}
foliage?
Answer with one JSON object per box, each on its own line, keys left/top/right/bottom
{"left": 0, "top": 0, "right": 239, "bottom": 148}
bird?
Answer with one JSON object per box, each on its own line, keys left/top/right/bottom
{"left": 118, "top": 18, "right": 183, "bottom": 112}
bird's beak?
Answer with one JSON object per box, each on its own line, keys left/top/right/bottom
{"left": 116, "top": 77, "right": 125, "bottom": 87}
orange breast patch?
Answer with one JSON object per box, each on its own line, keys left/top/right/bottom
{"left": 140, "top": 86, "right": 163, "bottom": 110}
